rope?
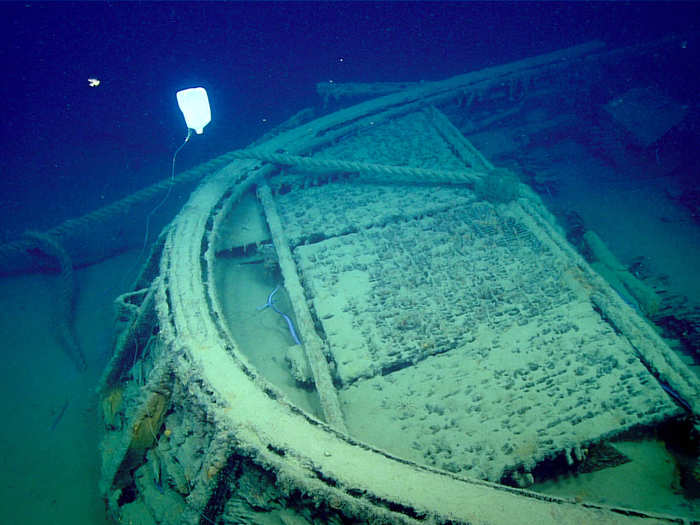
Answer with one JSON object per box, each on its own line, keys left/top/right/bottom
{"left": 50, "top": 152, "right": 237, "bottom": 241}
{"left": 228, "top": 149, "right": 488, "bottom": 185}
{"left": 0, "top": 150, "right": 239, "bottom": 275}
{"left": 23, "top": 231, "right": 86, "bottom": 372}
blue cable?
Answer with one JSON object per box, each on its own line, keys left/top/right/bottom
{"left": 258, "top": 285, "right": 302, "bottom": 345}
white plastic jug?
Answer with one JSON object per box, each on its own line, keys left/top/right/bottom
{"left": 176, "top": 87, "right": 211, "bottom": 134}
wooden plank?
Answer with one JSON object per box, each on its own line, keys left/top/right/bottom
{"left": 257, "top": 184, "right": 347, "bottom": 433}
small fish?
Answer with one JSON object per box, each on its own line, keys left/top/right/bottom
{"left": 50, "top": 400, "right": 70, "bottom": 431}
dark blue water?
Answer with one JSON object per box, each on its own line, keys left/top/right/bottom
{"left": 1, "top": 2, "right": 698, "bottom": 239}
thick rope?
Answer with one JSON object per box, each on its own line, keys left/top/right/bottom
{"left": 228, "top": 149, "right": 487, "bottom": 185}
{"left": 50, "top": 152, "right": 238, "bottom": 240}
{"left": 23, "top": 231, "right": 87, "bottom": 372}
{"left": 0, "top": 150, "right": 239, "bottom": 275}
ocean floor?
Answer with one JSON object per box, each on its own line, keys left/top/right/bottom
{"left": 0, "top": 252, "right": 138, "bottom": 525}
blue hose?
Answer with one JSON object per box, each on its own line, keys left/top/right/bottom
{"left": 258, "top": 285, "right": 302, "bottom": 345}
